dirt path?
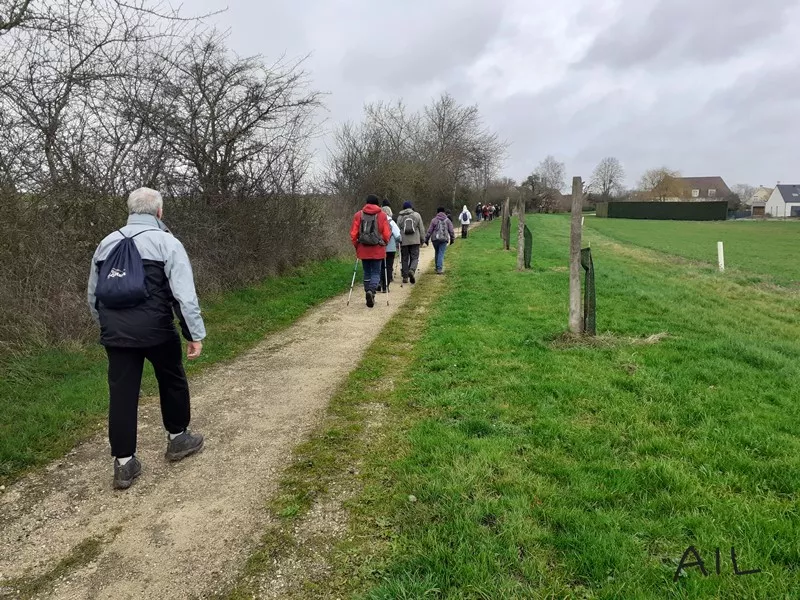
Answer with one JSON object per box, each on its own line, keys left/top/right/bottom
{"left": 0, "top": 244, "right": 436, "bottom": 600}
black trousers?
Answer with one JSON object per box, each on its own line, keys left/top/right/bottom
{"left": 380, "top": 251, "right": 396, "bottom": 291}
{"left": 461, "top": 224, "right": 469, "bottom": 238}
{"left": 400, "top": 244, "right": 421, "bottom": 278}
{"left": 105, "top": 337, "right": 191, "bottom": 457}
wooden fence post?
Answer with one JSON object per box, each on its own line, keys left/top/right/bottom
{"left": 516, "top": 193, "right": 525, "bottom": 270}
{"left": 569, "top": 176, "right": 583, "bottom": 334}
{"left": 501, "top": 197, "right": 511, "bottom": 250}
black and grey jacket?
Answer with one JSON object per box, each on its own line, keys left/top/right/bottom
{"left": 87, "top": 214, "right": 206, "bottom": 348}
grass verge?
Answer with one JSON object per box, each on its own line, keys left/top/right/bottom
{"left": 227, "top": 217, "right": 800, "bottom": 599}
{"left": 0, "top": 258, "right": 353, "bottom": 486}
{"left": 585, "top": 216, "right": 800, "bottom": 286}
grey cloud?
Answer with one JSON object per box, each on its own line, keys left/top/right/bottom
{"left": 711, "top": 65, "right": 800, "bottom": 113}
{"left": 580, "top": 0, "right": 797, "bottom": 69}
{"left": 187, "top": 0, "right": 800, "bottom": 188}
{"left": 489, "top": 56, "right": 800, "bottom": 190}
{"left": 340, "top": 0, "right": 505, "bottom": 87}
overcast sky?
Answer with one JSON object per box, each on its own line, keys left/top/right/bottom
{"left": 194, "top": 0, "right": 800, "bottom": 190}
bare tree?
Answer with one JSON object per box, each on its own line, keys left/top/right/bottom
{"left": 590, "top": 156, "right": 625, "bottom": 200}
{"left": 732, "top": 184, "right": 756, "bottom": 206}
{"left": 136, "top": 32, "right": 322, "bottom": 202}
{"left": 521, "top": 155, "right": 565, "bottom": 212}
{"left": 638, "top": 167, "right": 681, "bottom": 201}
{"left": 535, "top": 155, "right": 566, "bottom": 193}
{"left": 0, "top": 0, "right": 195, "bottom": 193}
{"left": 422, "top": 93, "right": 506, "bottom": 211}
{"left": 521, "top": 173, "right": 557, "bottom": 213}
{"left": 326, "top": 93, "right": 505, "bottom": 216}
{"left": 0, "top": 0, "right": 32, "bottom": 34}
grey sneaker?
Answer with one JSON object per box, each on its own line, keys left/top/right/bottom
{"left": 165, "top": 429, "right": 204, "bottom": 462}
{"left": 113, "top": 456, "right": 142, "bottom": 490}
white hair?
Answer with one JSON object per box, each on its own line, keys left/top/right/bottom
{"left": 127, "top": 187, "right": 163, "bottom": 215}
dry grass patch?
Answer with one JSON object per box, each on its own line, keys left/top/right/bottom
{"left": 549, "top": 331, "right": 670, "bottom": 349}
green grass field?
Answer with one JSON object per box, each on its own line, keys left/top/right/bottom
{"left": 0, "top": 259, "right": 353, "bottom": 485}
{"left": 586, "top": 217, "right": 800, "bottom": 286}
{"left": 248, "top": 216, "right": 800, "bottom": 599}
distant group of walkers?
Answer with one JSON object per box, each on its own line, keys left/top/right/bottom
{"left": 474, "top": 202, "right": 501, "bottom": 222}
{"left": 86, "top": 188, "right": 477, "bottom": 490}
{"left": 349, "top": 195, "right": 460, "bottom": 307}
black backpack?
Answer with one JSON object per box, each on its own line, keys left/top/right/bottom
{"left": 358, "top": 212, "right": 383, "bottom": 246}
{"left": 403, "top": 215, "right": 416, "bottom": 235}
{"left": 95, "top": 230, "right": 156, "bottom": 308}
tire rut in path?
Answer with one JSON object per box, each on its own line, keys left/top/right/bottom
{"left": 0, "top": 245, "right": 436, "bottom": 600}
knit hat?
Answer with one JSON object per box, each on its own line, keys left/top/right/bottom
{"left": 402, "top": 201, "right": 413, "bottom": 209}
{"left": 366, "top": 194, "right": 380, "bottom": 206}
{"left": 382, "top": 199, "right": 391, "bottom": 207}
{"left": 381, "top": 206, "right": 393, "bottom": 217}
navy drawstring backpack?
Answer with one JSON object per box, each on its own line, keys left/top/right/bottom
{"left": 95, "top": 230, "right": 157, "bottom": 308}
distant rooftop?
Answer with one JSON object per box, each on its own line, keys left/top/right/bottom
{"left": 775, "top": 184, "right": 800, "bottom": 203}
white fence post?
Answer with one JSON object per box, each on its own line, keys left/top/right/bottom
{"left": 717, "top": 241, "right": 725, "bottom": 272}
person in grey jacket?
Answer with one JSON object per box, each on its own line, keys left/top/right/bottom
{"left": 396, "top": 201, "right": 425, "bottom": 284}
{"left": 87, "top": 187, "right": 206, "bottom": 490}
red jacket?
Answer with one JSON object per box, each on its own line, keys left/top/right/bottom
{"left": 350, "top": 204, "right": 391, "bottom": 260}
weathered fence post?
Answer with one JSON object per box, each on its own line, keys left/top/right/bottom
{"left": 717, "top": 241, "right": 725, "bottom": 272}
{"left": 501, "top": 197, "right": 511, "bottom": 250}
{"left": 569, "top": 176, "right": 583, "bottom": 334}
{"left": 516, "top": 193, "right": 525, "bottom": 270}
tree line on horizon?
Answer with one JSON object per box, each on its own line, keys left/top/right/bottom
{"left": 499, "top": 156, "right": 756, "bottom": 214}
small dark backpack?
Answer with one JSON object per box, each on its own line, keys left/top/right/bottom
{"left": 358, "top": 212, "right": 383, "bottom": 246}
{"left": 432, "top": 218, "right": 449, "bottom": 242}
{"left": 95, "top": 230, "right": 156, "bottom": 308}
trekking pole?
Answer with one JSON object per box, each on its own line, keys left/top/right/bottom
{"left": 346, "top": 258, "right": 359, "bottom": 306}
{"left": 385, "top": 258, "right": 390, "bottom": 306}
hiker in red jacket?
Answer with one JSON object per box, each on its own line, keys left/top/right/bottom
{"left": 350, "top": 194, "right": 391, "bottom": 307}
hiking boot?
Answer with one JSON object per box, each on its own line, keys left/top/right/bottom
{"left": 402, "top": 277, "right": 408, "bottom": 284}
{"left": 113, "top": 456, "right": 142, "bottom": 490}
{"left": 165, "top": 429, "right": 204, "bottom": 462}
{"left": 365, "top": 290, "right": 375, "bottom": 308}
{"left": 409, "top": 273, "right": 416, "bottom": 284}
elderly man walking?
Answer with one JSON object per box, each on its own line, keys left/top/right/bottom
{"left": 88, "top": 188, "right": 206, "bottom": 490}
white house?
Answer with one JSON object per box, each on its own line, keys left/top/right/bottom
{"left": 765, "top": 184, "right": 800, "bottom": 217}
